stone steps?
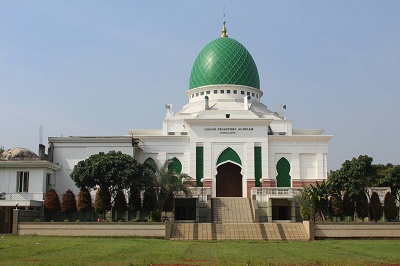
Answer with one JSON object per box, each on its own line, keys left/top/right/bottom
{"left": 212, "top": 197, "right": 254, "bottom": 223}
{"left": 170, "top": 222, "right": 309, "bottom": 241}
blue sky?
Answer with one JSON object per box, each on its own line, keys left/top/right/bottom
{"left": 1, "top": 1, "right": 399, "bottom": 171}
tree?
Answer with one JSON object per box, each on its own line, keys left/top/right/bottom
{"left": 380, "top": 165, "right": 400, "bottom": 202}
{"left": 329, "top": 155, "right": 375, "bottom": 203}
{"left": 113, "top": 190, "right": 127, "bottom": 220}
{"left": 44, "top": 189, "right": 60, "bottom": 221}
{"left": 369, "top": 192, "right": 383, "bottom": 222}
{"left": 77, "top": 188, "right": 92, "bottom": 221}
{"left": 383, "top": 192, "right": 398, "bottom": 221}
{"left": 61, "top": 189, "right": 77, "bottom": 220}
{"left": 356, "top": 192, "right": 369, "bottom": 222}
{"left": 145, "top": 160, "right": 193, "bottom": 221}
{"left": 70, "top": 151, "right": 144, "bottom": 198}
{"left": 329, "top": 193, "right": 343, "bottom": 221}
{"left": 94, "top": 187, "right": 111, "bottom": 220}
{"left": 342, "top": 191, "right": 355, "bottom": 221}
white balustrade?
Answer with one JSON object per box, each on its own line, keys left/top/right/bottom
{"left": 174, "top": 187, "right": 211, "bottom": 202}
{"left": 251, "top": 187, "right": 303, "bottom": 202}
{"left": 5, "top": 193, "right": 45, "bottom": 201}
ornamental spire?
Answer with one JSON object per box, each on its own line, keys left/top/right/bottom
{"left": 221, "top": 20, "right": 228, "bottom": 38}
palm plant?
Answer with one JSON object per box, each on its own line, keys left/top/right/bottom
{"left": 145, "top": 159, "right": 193, "bottom": 221}
{"left": 308, "top": 181, "right": 330, "bottom": 222}
{"left": 293, "top": 187, "right": 313, "bottom": 221}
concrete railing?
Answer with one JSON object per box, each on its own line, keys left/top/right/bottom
{"left": 251, "top": 187, "right": 303, "bottom": 202}
{"left": 174, "top": 187, "right": 211, "bottom": 203}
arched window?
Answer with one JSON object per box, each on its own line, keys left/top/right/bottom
{"left": 168, "top": 157, "right": 182, "bottom": 174}
{"left": 144, "top": 157, "right": 157, "bottom": 173}
{"left": 276, "top": 157, "right": 291, "bottom": 187}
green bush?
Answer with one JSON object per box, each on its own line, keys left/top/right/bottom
{"left": 151, "top": 209, "right": 162, "bottom": 222}
{"left": 35, "top": 219, "right": 41, "bottom": 222}
{"left": 329, "top": 194, "right": 343, "bottom": 220}
{"left": 343, "top": 191, "right": 355, "bottom": 218}
{"left": 300, "top": 205, "right": 310, "bottom": 221}
{"left": 94, "top": 188, "right": 111, "bottom": 219}
{"left": 369, "top": 192, "right": 383, "bottom": 222}
{"left": 384, "top": 192, "right": 398, "bottom": 221}
{"left": 356, "top": 193, "right": 369, "bottom": 221}
{"left": 77, "top": 188, "right": 92, "bottom": 212}
{"left": 75, "top": 219, "right": 80, "bottom": 223}
{"left": 44, "top": 189, "right": 60, "bottom": 221}
{"left": 61, "top": 189, "right": 77, "bottom": 220}
{"left": 64, "top": 219, "right": 69, "bottom": 222}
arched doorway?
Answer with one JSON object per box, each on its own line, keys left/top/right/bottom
{"left": 216, "top": 162, "right": 242, "bottom": 197}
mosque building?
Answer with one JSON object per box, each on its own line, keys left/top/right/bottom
{"left": 0, "top": 22, "right": 332, "bottom": 230}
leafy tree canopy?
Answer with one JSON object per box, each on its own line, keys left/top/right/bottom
{"left": 70, "top": 151, "right": 144, "bottom": 196}
{"left": 328, "top": 155, "right": 375, "bottom": 202}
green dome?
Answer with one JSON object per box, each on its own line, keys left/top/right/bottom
{"left": 189, "top": 37, "right": 260, "bottom": 90}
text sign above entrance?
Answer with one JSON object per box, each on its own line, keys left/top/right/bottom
{"left": 204, "top": 127, "right": 254, "bottom": 135}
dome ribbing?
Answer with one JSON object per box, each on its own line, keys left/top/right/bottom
{"left": 189, "top": 37, "right": 260, "bottom": 90}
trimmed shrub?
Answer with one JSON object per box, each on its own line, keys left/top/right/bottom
{"left": 356, "top": 193, "right": 369, "bottom": 221}
{"left": 94, "top": 187, "right": 111, "bottom": 219}
{"left": 128, "top": 187, "right": 142, "bottom": 212}
{"left": 77, "top": 188, "right": 92, "bottom": 213}
{"left": 114, "top": 190, "right": 127, "bottom": 220}
{"left": 343, "top": 191, "right": 355, "bottom": 219}
{"left": 44, "top": 189, "right": 60, "bottom": 221}
{"left": 151, "top": 209, "right": 162, "bottom": 222}
{"left": 369, "top": 192, "right": 383, "bottom": 222}
{"left": 61, "top": 189, "right": 77, "bottom": 220}
{"left": 329, "top": 194, "right": 343, "bottom": 220}
{"left": 384, "top": 192, "right": 398, "bottom": 221}
{"left": 143, "top": 188, "right": 156, "bottom": 213}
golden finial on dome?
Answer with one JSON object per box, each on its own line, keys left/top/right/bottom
{"left": 221, "top": 20, "right": 228, "bottom": 38}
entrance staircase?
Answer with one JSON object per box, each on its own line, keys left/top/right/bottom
{"left": 170, "top": 197, "right": 309, "bottom": 241}
{"left": 212, "top": 197, "right": 254, "bottom": 223}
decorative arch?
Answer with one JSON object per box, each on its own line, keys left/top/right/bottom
{"left": 144, "top": 157, "right": 157, "bottom": 173}
{"left": 168, "top": 157, "right": 182, "bottom": 174}
{"left": 216, "top": 147, "right": 242, "bottom": 167}
{"left": 276, "top": 157, "right": 291, "bottom": 187}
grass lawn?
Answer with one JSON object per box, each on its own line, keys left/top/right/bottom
{"left": 0, "top": 236, "right": 400, "bottom": 265}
